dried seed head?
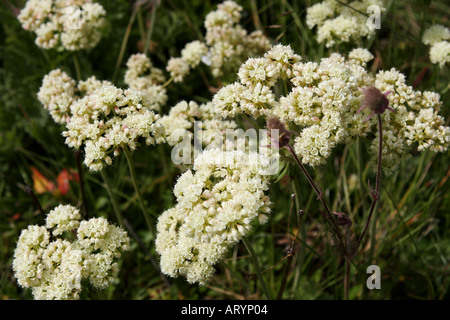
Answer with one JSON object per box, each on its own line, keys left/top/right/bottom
{"left": 357, "top": 86, "right": 395, "bottom": 121}
{"left": 332, "top": 211, "right": 352, "bottom": 227}
{"left": 266, "top": 117, "right": 294, "bottom": 148}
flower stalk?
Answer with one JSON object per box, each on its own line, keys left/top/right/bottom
{"left": 356, "top": 114, "right": 383, "bottom": 251}
{"left": 242, "top": 236, "right": 272, "bottom": 300}
{"left": 100, "top": 169, "right": 123, "bottom": 227}
{"left": 74, "top": 150, "right": 88, "bottom": 219}
{"left": 286, "top": 144, "right": 346, "bottom": 252}
{"left": 122, "top": 146, "right": 154, "bottom": 235}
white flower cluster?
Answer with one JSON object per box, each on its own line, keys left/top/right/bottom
{"left": 213, "top": 44, "right": 301, "bottom": 119}
{"left": 374, "top": 68, "right": 450, "bottom": 172}
{"left": 18, "top": 0, "right": 106, "bottom": 51}
{"left": 155, "top": 148, "right": 272, "bottom": 285}
{"left": 38, "top": 68, "right": 114, "bottom": 124}
{"left": 166, "top": 0, "right": 271, "bottom": 82}
{"left": 124, "top": 53, "right": 168, "bottom": 112}
{"left": 306, "top": 0, "right": 385, "bottom": 48}
{"left": 38, "top": 69, "right": 164, "bottom": 171}
{"left": 63, "top": 84, "right": 164, "bottom": 171}
{"left": 213, "top": 44, "right": 450, "bottom": 174}
{"left": 156, "top": 100, "right": 237, "bottom": 149}
{"left": 422, "top": 24, "right": 450, "bottom": 68}
{"left": 37, "top": 69, "right": 77, "bottom": 124}
{"left": 12, "top": 204, "right": 130, "bottom": 300}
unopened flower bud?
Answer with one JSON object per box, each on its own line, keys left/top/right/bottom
{"left": 357, "top": 86, "right": 395, "bottom": 122}
{"left": 266, "top": 117, "right": 295, "bottom": 148}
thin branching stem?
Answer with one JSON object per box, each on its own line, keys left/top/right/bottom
{"left": 100, "top": 169, "right": 123, "bottom": 226}
{"left": 72, "top": 54, "right": 82, "bottom": 81}
{"left": 277, "top": 194, "right": 297, "bottom": 300}
{"left": 242, "top": 236, "right": 272, "bottom": 300}
{"left": 356, "top": 115, "right": 383, "bottom": 250}
{"left": 122, "top": 147, "right": 154, "bottom": 236}
{"left": 162, "top": 77, "right": 174, "bottom": 88}
{"left": 24, "top": 185, "right": 46, "bottom": 220}
{"left": 74, "top": 150, "right": 88, "bottom": 219}
{"left": 344, "top": 226, "right": 351, "bottom": 300}
{"left": 123, "top": 218, "right": 170, "bottom": 287}
{"left": 346, "top": 115, "right": 383, "bottom": 299}
{"left": 286, "top": 145, "right": 345, "bottom": 251}
{"left": 143, "top": 3, "right": 157, "bottom": 55}
{"left": 112, "top": 6, "right": 139, "bottom": 83}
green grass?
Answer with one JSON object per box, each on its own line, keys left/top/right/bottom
{"left": 0, "top": 0, "right": 449, "bottom": 300}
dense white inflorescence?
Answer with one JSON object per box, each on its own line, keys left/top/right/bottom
{"left": 306, "top": 0, "right": 385, "bottom": 48}
{"left": 38, "top": 68, "right": 164, "bottom": 171}
{"left": 155, "top": 148, "right": 273, "bottom": 284}
{"left": 18, "top": 0, "right": 106, "bottom": 51}
{"left": 422, "top": 24, "right": 450, "bottom": 68}
{"left": 213, "top": 44, "right": 450, "bottom": 175}
{"left": 156, "top": 100, "right": 237, "bottom": 150}
{"left": 124, "top": 53, "right": 168, "bottom": 113}
{"left": 63, "top": 84, "right": 163, "bottom": 171}
{"left": 12, "top": 204, "right": 130, "bottom": 300}
{"left": 166, "top": 0, "right": 271, "bottom": 82}
{"left": 37, "top": 69, "right": 78, "bottom": 124}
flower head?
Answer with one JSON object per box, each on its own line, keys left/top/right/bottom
{"left": 12, "top": 204, "right": 130, "bottom": 300}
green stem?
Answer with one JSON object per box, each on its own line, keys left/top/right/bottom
{"left": 112, "top": 6, "right": 138, "bottom": 83}
{"left": 24, "top": 185, "right": 46, "bottom": 220}
{"left": 162, "top": 77, "right": 174, "bottom": 88}
{"left": 344, "top": 227, "right": 351, "bottom": 300}
{"left": 144, "top": 4, "right": 158, "bottom": 55}
{"left": 277, "top": 193, "right": 297, "bottom": 300}
{"left": 100, "top": 169, "right": 123, "bottom": 226}
{"left": 356, "top": 115, "right": 383, "bottom": 250}
{"left": 73, "top": 54, "right": 82, "bottom": 81}
{"left": 122, "top": 147, "right": 154, "bottom": 235}
{"left": 286, "top": 145, "right": 345, "bottom": 252}
{"left": 74, "top": 150, "right": 88, "bottom": 219}
{"left": 242, "top": 113, "right": 260, "bottom": 130}
{"left": 242, "top": 236, "right": 272, "bottom": 300}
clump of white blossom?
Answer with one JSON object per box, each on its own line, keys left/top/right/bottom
{"left": 155, "top": 148, "right": 273, "bottom": 285}
{"left": 37, "top": 69, "right": 78, "bottom": 124}
{"left": 63, "top": 84, "right": 164, "bottom": 171}
{"left": 38, "top": 68, "right": 114, "bottom": 124}
{"left": 18, "top": 0, "right": 106, "bottom": 51}
{"left": 156, "top": 100, "right": 238, "bottom": 163}
{"left": 213, "top": 44, "right": 450, "bottom": 175}
{"left": 124, "top": 53, "right": 168, "bottom": 112}
{"left": 422, "top": 24, "right": 450, "bottom": 68}
{"left": 166, "top": 0, "right": 271, "bottom": 82}
{"left": 306, "top": 0, "right": 385, "bottom": 48}
{"left": 38, "top": 69, "right": 164, "bottom": 171}
{"left": 12, "top": 204, "right": 130, "bottom": 300}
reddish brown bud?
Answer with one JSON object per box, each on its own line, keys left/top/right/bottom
{"left": 266, "top": 117, "right": 295, "bottom": 148}
{"left": 332, "top": 211, "right": 353, "bottom": 227}
{"left": 357, "top": 86, "right": 395, "bottom": 122}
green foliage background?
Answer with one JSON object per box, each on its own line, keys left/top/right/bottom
{"left": 0, "top": 0, "right": 448, "bottom": 300}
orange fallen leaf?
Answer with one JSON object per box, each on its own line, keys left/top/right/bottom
{"left": 57, "top": 168, "right": 71, "bottom": 196}
{"left": 31, "top": 167, "right": 55, "bottom": 194}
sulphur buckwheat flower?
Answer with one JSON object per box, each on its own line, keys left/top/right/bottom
{"left": 306, "top": 0, "right": 385, "bottom": 48}
{"left": 12, "top": 205, "right": 130, "bottom": 299}
{"left": 37, "top": 69, "right": 77, "bottom": 124}
{"left": 18, "top": 0, "right": 106, "bottom": 51}
{"left": 166, "top": 0, "right": 270, "bottom": 80}
{"left": 156, "top": 148, "right": 274, "bottom": 284}
{"left": 422, "top": 24, "right": 450, "bottom": 68}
